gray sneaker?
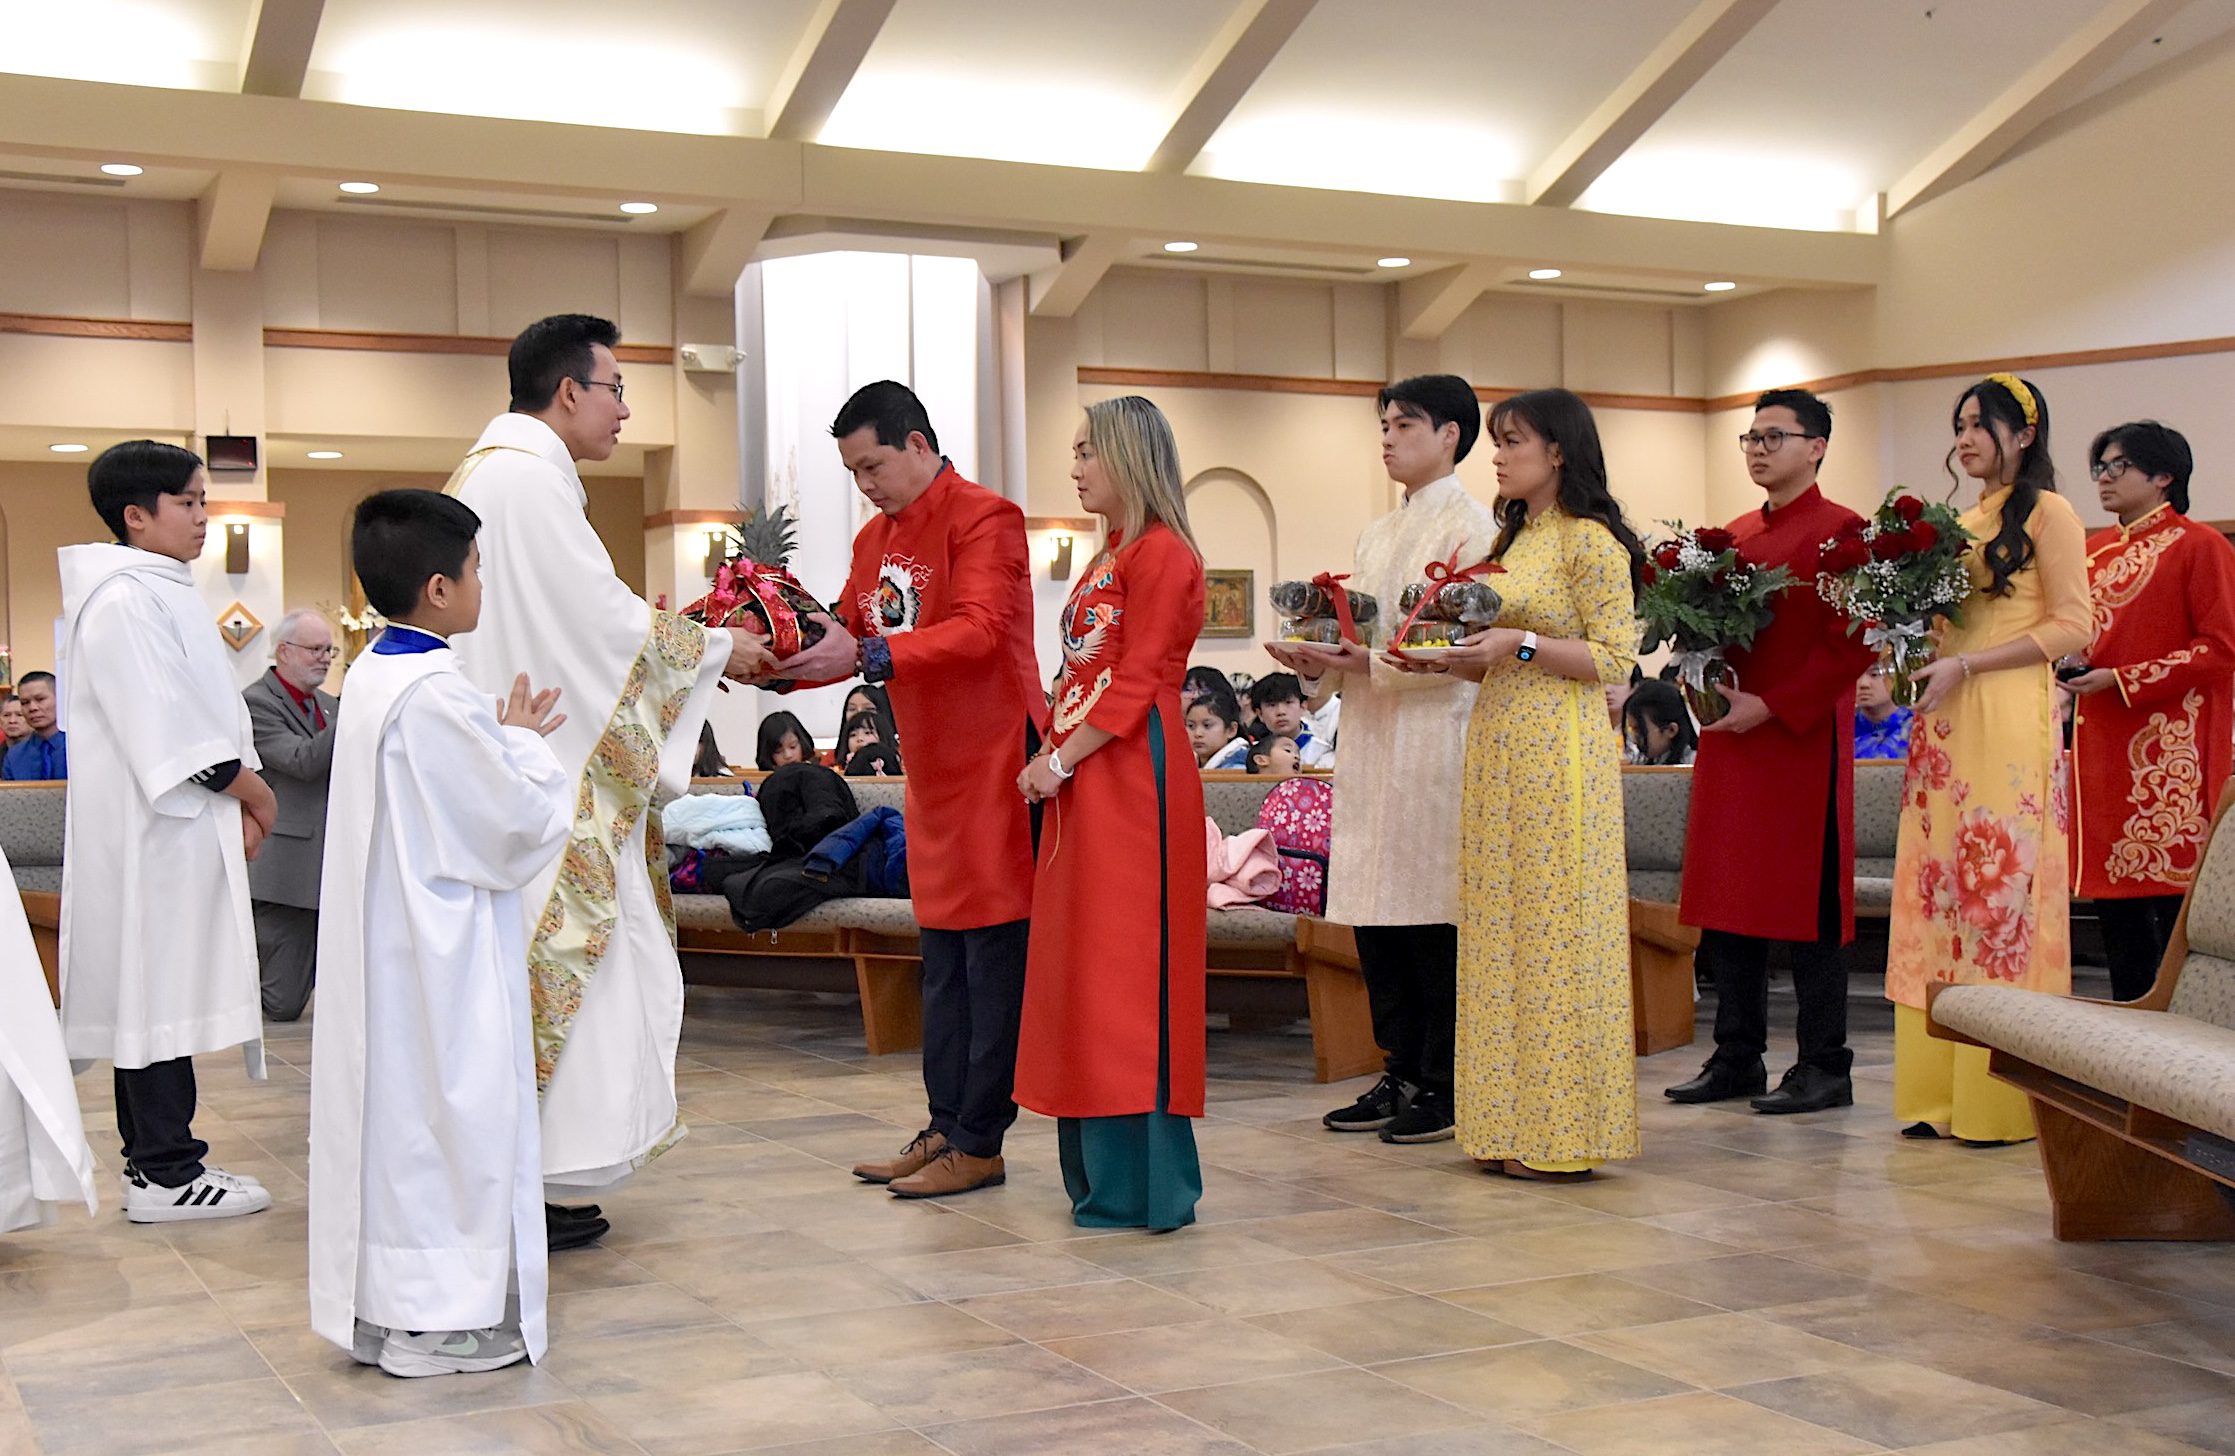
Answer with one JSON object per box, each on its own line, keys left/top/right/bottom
{"left": 351, "top": 1320, "right": 386, "bottom": 1365}
{"left": 377, "top": 1325, "right": 528, "bottom": 1378}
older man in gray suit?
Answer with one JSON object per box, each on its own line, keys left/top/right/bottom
{"left": 244, "top": 608, "right": 340, "bottom": 1021}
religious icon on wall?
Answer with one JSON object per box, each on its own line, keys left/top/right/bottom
{"left": 216, "top": 601, "right": 263, "bottom": 652}
{"left": 1202, "top": 569, "right": 1254, "bottom": 639}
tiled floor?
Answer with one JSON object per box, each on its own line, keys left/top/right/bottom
{"left": 7, "top": 980, "right": 2235, "bottom": 1455}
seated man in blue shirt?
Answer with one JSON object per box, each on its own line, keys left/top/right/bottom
{"left": 1852, "top": 666, "right": 1910, "bottom": 760}
{"left": 0, "top": 673, "right": 66, "bottom": 780}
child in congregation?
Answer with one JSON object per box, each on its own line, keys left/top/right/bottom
{"left": 1248, "top": 733, "right": 1301, "bottom": 776}
{"left": 1249, "top": 672, "right": 1333, "bottom": 766}
{"left": 59, "top": 441, "right": 275, "bottom": 1223}
{"left": 308, "top": 490, "right": 572, "bottom": 1379}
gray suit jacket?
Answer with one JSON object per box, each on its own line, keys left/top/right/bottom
{"left": 243, "top": 668, "right": 340, "bottom": 910}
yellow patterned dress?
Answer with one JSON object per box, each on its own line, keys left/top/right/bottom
{"left": 1886, "top": 486, "right": 2091, "bottom": 1141}
{"left": 1456, "top": 507, "right": 1640, "bottom": 1170}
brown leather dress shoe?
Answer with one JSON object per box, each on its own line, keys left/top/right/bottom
{"left": 852, "top": 1129, "right": 946, "bottom": 1184}
{"left": 887, "top": 1147, "right": 1005, "bottom": 1199}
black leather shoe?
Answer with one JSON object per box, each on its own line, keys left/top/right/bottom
{"left": 1664, "top": 1058, "right": 1768, "bottom": 1104}
{"left": 546, "top": 1206, "right": 610, "bottom": 1252}
{"left": 1750, "top": 1065, "right": 1854, "bottom": 1115}
{"left": 547, "top": 1202, "right": 603, "bottom": 1223}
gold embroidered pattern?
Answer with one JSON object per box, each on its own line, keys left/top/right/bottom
{"left": 2108, "top": 690, "right": 2208, "bottom": 886}
{"left": 1054, "top": 668, "right": 1112, "bottom": 736}
{"left": 2124, "top": 647, "right": 2206, "bottom": 695}
{"left": 2089, "top": 530, "right": 2180, "bottom": 639}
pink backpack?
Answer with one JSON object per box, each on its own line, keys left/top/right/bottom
{"left": 1255, "top": 778, "right": 1333, "bottom": 915}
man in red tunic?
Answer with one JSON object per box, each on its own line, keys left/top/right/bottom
{"left": 2065, "top": 421, "right": 2235, "bottom": 1000}
{"left": 1669, "top": 389, "right": 1875, "bottom": 1115}
{"left": 772, "top": 381, "right": 1046, "bottom": 1198}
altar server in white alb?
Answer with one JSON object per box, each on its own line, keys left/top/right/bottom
{"left": 0, "top": 843, "right": 98, "bottom": 1234}
{"left": 310, "top": 490, "right": 572, "bottom": 1378}
{"left": 58, "top": 441, "right": 274, "bottom": 1223}
{"left": 445, "top": 315, "right": 772, "bottom": 1209}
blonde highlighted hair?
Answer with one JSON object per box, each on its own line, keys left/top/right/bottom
{"left": 1083, "top": 395, "right": 1201, "bottom": 561}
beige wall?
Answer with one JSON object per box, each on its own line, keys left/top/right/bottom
{"left": 0, "top": 463, "right": 110, "bottom": 678}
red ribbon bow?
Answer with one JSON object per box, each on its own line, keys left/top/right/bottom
{"left": 1392, "top": 547, "right": 1503, "bottom": 647}
{"left": 1309, "top": 570, "right": 1362, "bottom": 646}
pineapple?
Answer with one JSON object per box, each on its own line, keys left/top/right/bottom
{"left": 699, "top": 505, "right": 828, "bottom": 653}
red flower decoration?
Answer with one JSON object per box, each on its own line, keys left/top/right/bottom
{"left": 1892, "top": 494, "right": 1926, "bottom": 524}
{"left": 1653, "top": 541, "right": 1683, "bottom": 570}
{"left": 1694, "top": 526, "right": 1736, "bottom": 553}
{"left": 1869, "top": 530, "right": 1909, "bottom": 562}
{"left": 1908, "top": 521, "right": 1940, "bottom": 550}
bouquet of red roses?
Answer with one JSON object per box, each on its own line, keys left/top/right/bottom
{"left": 1638, "top": 523, "right": 1792, "bottom": 723}
{"left": 679, "top": 506, "right": 830, "bottom": 660}
{"left": 1813, "top": 490, "right": 1974, "bottom": 705}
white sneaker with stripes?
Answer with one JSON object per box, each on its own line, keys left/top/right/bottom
{"left": 377, "top": 1326, "right": 528, "bottom": 1378}
{"left": 121, "top": 1166, "right": 273, "bottom": 1223}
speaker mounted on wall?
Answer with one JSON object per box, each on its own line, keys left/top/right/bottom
{"left": 205, "top": 435, "right": 259, "bottom": 473}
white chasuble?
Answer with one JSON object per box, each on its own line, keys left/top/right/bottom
{"left": 1323, "top": 475, "right": 1500, "bottom": 928}
{"left": 308, "top": 645, "right": 570, "bottom": 1359}
{"left": 56, "top": 545, "right": 263, "bottom": 1074}
{"left": 0, "top": 841, "right": 97, "bottom": 1233}
{"left": 445, "top": 413, "right": 732, "bottom": 1190}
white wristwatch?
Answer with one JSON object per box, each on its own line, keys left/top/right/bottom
{"left": 1516, "top": 631, "right": 1539, "bottom": 662}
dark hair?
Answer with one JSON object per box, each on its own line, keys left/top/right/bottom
{"left": 841, "top": 710, "right": 887, "bottom": 749}
{"left": 1186, "top": 686, "right": 1242, "bottom": 733}
{"left": 1623, "top": 680, "right": 1697, "bottom": 765}
{"left": 350, "top": 489, "right": 482, "bottom": 619}
{"left": 692, "top": 721, "right": 728, "bottom": 778}
{"left": 88, "top": 440, "right": 203, "bottom": 540}
{"left": 844, "top": 741, "right": 903, "bottom": 777}
{"left": 829, "top": 380, "right": 939, "bottom": 454}
{"left": 755, "top": 711, "right": 815, "bottom": 772}
{"left": 1753, "top": 388, "right": 1832, "bottom": 446}
{"left": 841, "top": 683, "right": 900, "bottom": 750}
{"left": 1247, "top": 733, "right": 1299, "bottom": 774}
{"left": 1484, "top": 389, "right": 1647, "bottom": 594}
{"left": 1947, "top": 376, "right": 2056, "bottom": 599}
{"left": 1377, "top": 374, "right": 1482, "bottom": 464}
{"left": 1249, "top": 671, "right": 1303, "bottom": 710}
{"left": 1182, "top": 665, "right": 1233, "bottom": 706}
{"left": 508, "top": 313, "right": 621, "bottom": 412}
{"left": 2090, "top": 420, "right": 2193, "bottom": 515}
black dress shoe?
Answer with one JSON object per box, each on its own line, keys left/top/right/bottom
{"left": 1664, "top": 1058, "right": 1767, "bottom": 1104}
{"left": 546, "top": 1206, "right": 610, "bottom": 1252}
{"left": 547, "top": 1202, "right": 603, "bottom": 1223}
{"left": 1750, "top": 1065, "right": 1854, "bottom": 1115}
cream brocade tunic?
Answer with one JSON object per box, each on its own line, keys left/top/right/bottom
{"left": 1456, "top": 508, "right": 1641, "bottom": 1165}
{"left": 1324, "top": 475, "right": 1500, "bottom": 928}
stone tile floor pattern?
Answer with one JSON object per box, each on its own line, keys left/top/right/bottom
{"left": 6, "top": 980, "right": 2235, "bottom": 1455}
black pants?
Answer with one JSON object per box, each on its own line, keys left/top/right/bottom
{"left": 2097, "top": 894, "right": 2183, "bottom": 1002}
{"left": 115, "top": 1057, "right": 206, "bottom": 1188}
{"left": 1353, "top": 923, "right": 1458, "bottom": 1098}
{"left": 254, "top": 900, "right": 318, "bottom": 1022}
{"left": 919, "top": 920, "right": 1029, "bottom": 1159}
{"left": 1700, "top": 781, "right": 1851, "bottom": 1077}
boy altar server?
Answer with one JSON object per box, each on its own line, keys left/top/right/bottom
{"left": 445, "top": 314, "right": 768, "bottom": 1211}
{"left": 59, "top": 441, "right": 275, "bottom": 1222}
{"left": 1, "top": 842, "right": 98, "bottom": 1233}
{"left": 310, "top": 490, "right": 572, "bottom": 1378}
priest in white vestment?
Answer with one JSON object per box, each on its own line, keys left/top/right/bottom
{"left": 1, "top": 842, "right": 97, "bottom": 1233}
{"left": 1267, "top": 377, "right": 1496, "bottom": 1145}
{"left": 446, "top": 315, "right": 768, "bottom": 1196}
{"left": 58, "top": 442, "right": 275, "bottom": 1222}
{"left": 311, "top": 489, "right": 572, "bottom": 1374}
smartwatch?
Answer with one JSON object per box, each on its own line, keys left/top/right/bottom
{"left": 1516, "top": 631, "right": 1539, "bottom": 663}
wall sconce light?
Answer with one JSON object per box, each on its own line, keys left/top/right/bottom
{"left": 704, "top": 528, "right": 728, "bottom": 578}
{"left": 224, "top": 522, "right": 251, "bottom": 574}
{"left": 1050, "top": 534, "right": 1074, "bottom": 580}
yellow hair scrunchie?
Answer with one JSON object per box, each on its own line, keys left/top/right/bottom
{"left": 1984, "top": 372, "right": 2038, "bottom": 427}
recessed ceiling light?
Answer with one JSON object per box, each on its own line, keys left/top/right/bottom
{"left": 1704, "top": 280, "right": 1738, "bottom": 292}
{"left": 1527, "top": 267, "right": 1563, "bottom": 281}
{"left": 1376, "top": 257, "right": 1410, "bottom": 268}
{"left": 338, "top": 181, "right": 381, "bottom": 194}
{"left": 619, "top": 201, "right": 659, "bottom": 215}
{"left": 48, "top": 443, "right": 88, "bottom": 453}
{"left": 100, "top": 163, "right": 143, "bottom": 177}
{"left": 306, "top": 450, "right": 344, "bottom": 460}
{"left": 1163, "top": 240, "right": 1199, "bottom": 253}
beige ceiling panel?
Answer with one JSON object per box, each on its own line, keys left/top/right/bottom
{"left": 484, "top": 230, "right": 621, "bottom": 338}
{"left": 615, "top": 234, "right": 675, "bottom": 347}
{"left": 257, "top": 211, "right": 322, "bottom": 327}
{"left": 0, "top": 194, "right": 134, "bottom": 318}
{"left": 1561, "top": 299, "right": 1673, "bottom": 396}
{"left": 1331, "top": 282, "right": 1385, "bottom": 382}
{"left": 0, "top": 0, "right": 250, "bottom": 93}
{"left": 1230, "top": 278, "right": 1335, "bottom": 379}
{"left": 313, "top": 215, "right": 458, "bottom": 333}
{"left": 125, "top": 200, "right": 196, "bottom": 321}
{"left": 1095, "top": 270, "right": 1210, "bottom": 373}
{"left": 1454, "top": 294, "right": 1562, "bottom": 391}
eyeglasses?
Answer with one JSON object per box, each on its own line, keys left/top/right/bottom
{"left": 1738, "top": 429, "right": 1822, "bottom": 452}
{"left": 574, "top": 377, "right": 625, "bottom": 404}
{"left": 2089, "top": 456, "right": 2143, "bottom": 482}
{"left": 282, "top": 642, "right": 339, "bottom": 658}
